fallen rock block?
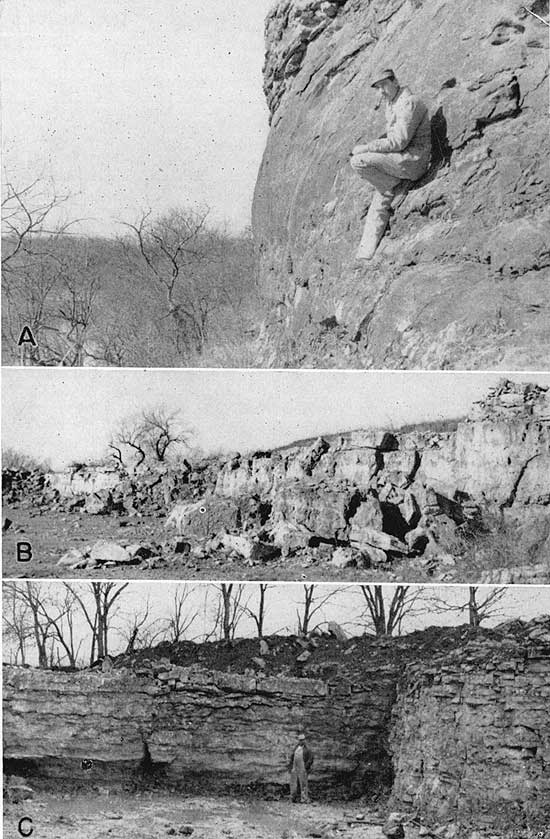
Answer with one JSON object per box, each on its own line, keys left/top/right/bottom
{"left": 85, "top": 490, "right": 113, "bottom": 515}
{"left": 165, "top": 496, "right": 241, "bottom": 539}
{"left": 352, "top": 528, "right": 408, "bottom": 555}
{"left": 383, "top": 813, "right": 405, "bottom": 838}
{"left": 222, "top": 533, "right": 254, "bottom": 559}
{"left": 125, "top": 543, "right": 155, "bottom": 561}
{"left": 250, "top": 541, "right": 281, "bottom": 563}
{"left": 360, "top": 545, "right": 388, "bottom": 565}
{"left": 330, "top": 546, "right": 356, "bottom": 568}
{"left": 57, "top": 547, "right": 87, "bottom": 567}
{"left": 89, "top": 540, "right": 132, "bottom": 564}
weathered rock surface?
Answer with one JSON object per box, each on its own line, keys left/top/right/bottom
{"left": 2, "top": 663, "right": 395, "bottom": 795}
{"left": 389, "top": 633, "right": 550, "bottom": 832}
{"left": 179, "top": 381, "right": 550, "bottom": 575}
{"left": 253, "top": 0, "right": 550, "bottom": 369}
{"left": 5, "top": 381, "right": 550, "bottom": 579}
{"left": 4, "top": 618, "right": 550, "bottom": 833}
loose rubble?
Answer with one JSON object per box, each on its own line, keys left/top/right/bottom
{"left": 3, "top": 382, "right": 550, "bottom": 580}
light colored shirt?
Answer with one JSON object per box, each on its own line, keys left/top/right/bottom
{"left": 292, "top": 745, "right": 306, "bottom": 773}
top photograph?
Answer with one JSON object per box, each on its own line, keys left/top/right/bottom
{"left": 2, "top": 0, "right": 549, "bottom": 370}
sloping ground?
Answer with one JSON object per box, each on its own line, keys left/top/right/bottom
{"left": 252, "top": 0, "right": 550, "bottom": 368}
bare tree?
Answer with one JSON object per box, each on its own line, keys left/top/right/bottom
{"left": 108, "top": 406, "right": 191, "bottom": 471}
{"left": 212, "top": 584, "right": 248, "bottom": 642}
{"left": 109, "top": 419, "right": 147, "bottom": 471}
{"left": 1, "top": 178, "right": 71, "bottom": 270}
{"left": 117, "top": 597, "right": 165, "bottom": 654}
{"left": 165, "top": 584, "right": 200, "bottom": 642}
{"left": 359, "top": 585, "right": 427, "bottom": 637}
{"left": 140, "top": 406, "right": 192, "bottom": 462}
{"left": 2, "top": 582, "right": 82, "bottom": 668}
{"left": 243, "top": 584, "right": 271, "bottom": 638}
{"left": 122, "top": 207, "right": 214, "bottom": 356}
{"left": 54, "top": 245, "right": 102, "bottom": 366}
{"left": 430, "top": 586, "right": 509, "bottom": 629}
{"left": 1, "top": 177, "right": 93, "bottom": 366}
{"left": 42, "top": 586, "right": 83, "bottom": 667}
{"left": 2, "top": 583, "right": 33, "bottom": 664}
{"left": 295, "top": 585, "right": 346, "bottom": 636}
{"left": 65, "top": 582, "right": 129, "bottom": 663}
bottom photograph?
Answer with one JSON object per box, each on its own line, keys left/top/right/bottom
{"left": 3, "top": 581, "right": 550, "bottom": 839}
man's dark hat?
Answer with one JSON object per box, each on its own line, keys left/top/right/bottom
{"left": 371, "top": 68, "right": 397, "bottom": 88}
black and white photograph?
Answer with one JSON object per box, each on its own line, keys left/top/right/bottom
{"left": 3, "top": 580, "right": 550, "bottom": 839}
{"left": 2, "top": 1, "right": 550, "bottom": 837}
{"left": 2, "top": 369, "right": 550, "bottom": 583}
{"left": 2, "top": 0, "right": 549, "bottom": 369}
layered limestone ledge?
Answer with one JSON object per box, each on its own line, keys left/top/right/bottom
{"left": 389, "top": 652, "right": 550, "bottom": 830}
{"left": 2, "top": 664, "right": 396, "bottom": 792}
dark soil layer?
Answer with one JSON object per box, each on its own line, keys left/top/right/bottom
{"left": 108, "top": 623, "right": 537, "bottom": 681}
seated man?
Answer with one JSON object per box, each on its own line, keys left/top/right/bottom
{"left": 350, "top": 69, "right": 431, "bottom": 259}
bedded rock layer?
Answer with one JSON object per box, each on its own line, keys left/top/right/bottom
{"left": 389, "top": 622, "right": 550, "bottom": 831}
{"left": 2, "top": 664, "right": 396, "bottom": 794}
{"left": 4, "top": 619, "right": 550, "bottom": 829}
{"left": 167, "top": 380, "right": 550, "bottom": 572}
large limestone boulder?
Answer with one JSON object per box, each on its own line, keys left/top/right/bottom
{"left": 253, "top": 0, "right": 550, "bottom": 369}
{"left": 165, "top": 496, "right": 241, "bottom": 539}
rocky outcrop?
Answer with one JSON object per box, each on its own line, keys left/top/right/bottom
{"left": 4, "top": 618, "right": 550, "bottom": 831}
{"left": 167, "top": 380, "right": 550, "bottom": 576}
{"left": 3, "top": 662, "right": 396, "bottom": 794}
{"left": 5, "top": 381, "right": 549, "bottom": 578}
{"left": 253, "top": 0, "right": 550, "bottom": 369}
{"left": 389, "top": 618, "right": 550, "bottom": 832}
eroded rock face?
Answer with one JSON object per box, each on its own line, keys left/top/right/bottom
{"left": 253, "top": 0, "right": 550, "bottom": 369}
{"left": 2, "top": 664, "right": 395, "bottom": 794}
{"left": 4, "top": 618, "right": 550, "bottom": 830}
{"left": 389, "top": 627, "right": 550, "bottom": 831}
{"left": 188, "top": 381, "right": 550, "bottom": 569}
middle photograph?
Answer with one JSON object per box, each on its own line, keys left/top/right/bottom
{"left": 3, "top": 368, "right": 549, "bottom": 584}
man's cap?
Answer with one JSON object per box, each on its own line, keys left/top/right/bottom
{"left": 298, "top": 734, "right": 306, "bottom": 740}
{"left": 371, "top": 68, "right": 397, "bottom": 88}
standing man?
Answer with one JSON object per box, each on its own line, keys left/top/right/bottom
{"left": 350, "top": 69, "right": 431, "bottom": 259}
{"left": 288, "top": 733, "right": 314, "bottom": 803}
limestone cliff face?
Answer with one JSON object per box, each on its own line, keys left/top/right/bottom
{"left": 3, "top": 664, "right": 396, "bottom": 793}
{"left": 4, "top": 619, "right": 550, "bottom": 829}
{"left": 390, "top": 634, "right": 550, "bottom": 830}
{"left": 176, "top": 380, "right": 550, "bottom": 574}
{"left": 252, "top": 0, "right": 550, "bottom": 369}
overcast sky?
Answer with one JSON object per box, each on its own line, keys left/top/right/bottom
{"left": 3, "top": 369, "right": 550, "bottom": 469}
{"left": 1, "top": 0, "right": 272, "bottom": 236}
{"left": 4, "top": 581, "right": 549, "bottom": 667}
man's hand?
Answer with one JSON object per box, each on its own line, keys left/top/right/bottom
{"left": 351, "top": 143, "right": 371, "bottom": 156}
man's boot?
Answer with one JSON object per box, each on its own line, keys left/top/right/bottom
{"left": 355, "top": 189, "right": 394, "bottom": 260}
